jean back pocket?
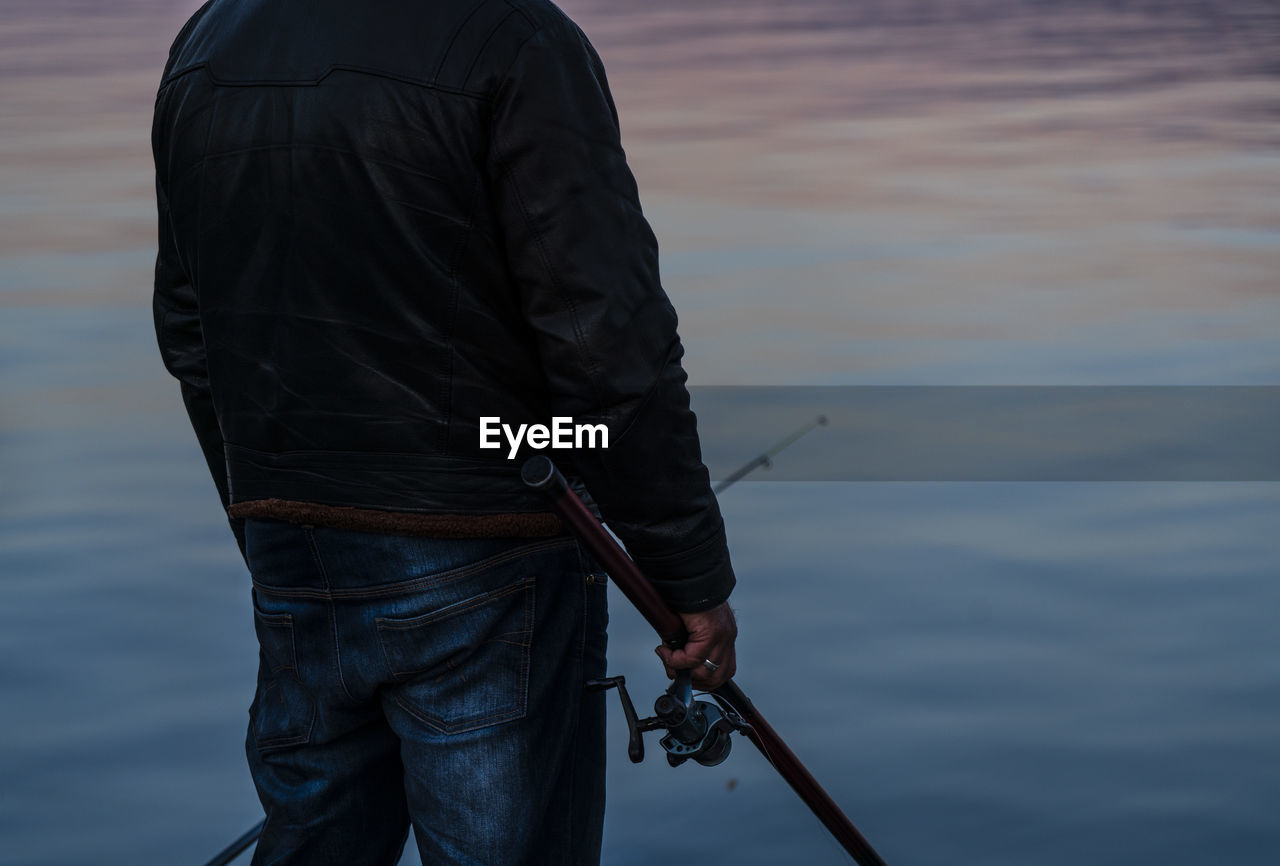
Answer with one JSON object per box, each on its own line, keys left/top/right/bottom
{"left": 376, "top": 576, "right": 535, "bottom": 734}
{"left": 250, "top": 608, "right": 316, "bottom": 751}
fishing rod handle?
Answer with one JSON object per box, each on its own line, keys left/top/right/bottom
{"left": 713, "top": 680, "right": 888, "bottom": 866}
{"left": 520, "top": 456, "right": 688, "bottom": 647}
{"left": 201, "top": 818, "right": 265, "bottom": 866}
{"left": 521, "top": 456, "right": 890, "bottom": 866}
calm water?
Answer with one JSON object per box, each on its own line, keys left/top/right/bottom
{"left": 1, "top": 2, "right": 1277, "bottom": 864}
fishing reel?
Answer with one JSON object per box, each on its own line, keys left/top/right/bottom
{"left": 588, "top": 671, "right": 751, "bottom": 767}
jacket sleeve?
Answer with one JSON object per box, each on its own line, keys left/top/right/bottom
{"left": 152, "top": 171, "right": 247, "bottom": 557}
{"left": 486, "top": 19, "right": 735, "bottom": 612}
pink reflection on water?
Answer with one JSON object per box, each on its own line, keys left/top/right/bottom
{"left": 1, "top": 0, "right": 1276, "bottom": 382}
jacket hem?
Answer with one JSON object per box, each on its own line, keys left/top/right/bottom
{"left": 228, "top": 498, "right": 564, "bottom": 538}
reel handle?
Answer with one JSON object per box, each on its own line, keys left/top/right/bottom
{"left": 587, "top": 676, "right": 646, "bottom": 763}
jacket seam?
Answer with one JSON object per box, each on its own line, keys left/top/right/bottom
{"left": 489, "top": 12, "right": 546, "bottom": 101}
{"left": 434, "top": 0, "right": 494, "bottom": 84}
{"left": 161, "top": 63, "right": 493, "bottom": 100}
{"left": 157, "top": 65, "right": 206, "bottom": 90}
{"left": 499, "top": 0, "right": 538, "bottom": 31}
{"left": 461, "top": 8, "right": 520, "bottom": 92}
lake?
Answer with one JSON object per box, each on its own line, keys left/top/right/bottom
{"left": 1, "top": 1, "right": 1277, "bottom": 864}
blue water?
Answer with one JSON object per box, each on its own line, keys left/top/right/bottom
{"left": 2, "top": 1, "right": 1279, "bottom": 864}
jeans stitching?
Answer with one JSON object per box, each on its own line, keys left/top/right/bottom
{"left": 305, "top": 527, "right": 358, "bottom": 704}
{"left": 252, "top": 537, "right": 575, "bottom": 600}
{"left": 253, "top": 611, "right": 300, "bottom": 675}
{"left": 379, "top": 579, "right": 536, "bottom": 734}
{"left": 250, "top": 618, "right": 317, "bottom": 750}
{"left": 374, "top": 577, "right": 534, "bottom": 632}
{"left": 566, "top": 554, "right": 587, "bottom": 862}
{"left": 387, "top": 691, "right": 527, "bottom": 734}
{"left": 519, "top": 569, "right": 535, "bottom": 737}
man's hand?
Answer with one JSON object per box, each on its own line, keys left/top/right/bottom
{"left": 655, "top": 601, "right": 738, "bottom": 690}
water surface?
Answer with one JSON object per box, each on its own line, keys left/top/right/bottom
{"left": 1, "top": 2, "right": 1277, "bottom": 864}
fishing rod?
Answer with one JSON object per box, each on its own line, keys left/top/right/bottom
{"left": 522, "top": 455, "right": 889, "bottom": 865}
{"left": 200, "top": 818, "right": 264, "bottom": 866}
{"left": 713, "top": 414, "right": 827, "bottom": 493}
{"left": 199, "top": 419, "right": 832, "bottom": 865}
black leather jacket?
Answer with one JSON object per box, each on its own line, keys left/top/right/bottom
{"left": 152, "top": 0, "right": 734, "bottom": 611}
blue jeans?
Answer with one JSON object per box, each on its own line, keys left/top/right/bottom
{"left": 242, "top": 519, "right": 609, "bottom": 865}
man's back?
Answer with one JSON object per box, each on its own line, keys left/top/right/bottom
{"left": 157, "top": 0, "right": 649, "bottom": 513}
{"left": 158, "top": 0, "right": 734, "bottom": 608}
{"left": 157, "top": 0, "right": 525, "bottom": 455}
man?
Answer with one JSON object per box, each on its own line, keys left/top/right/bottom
{"left": 153, "top": 1, "right": 737, "bottom": 863}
